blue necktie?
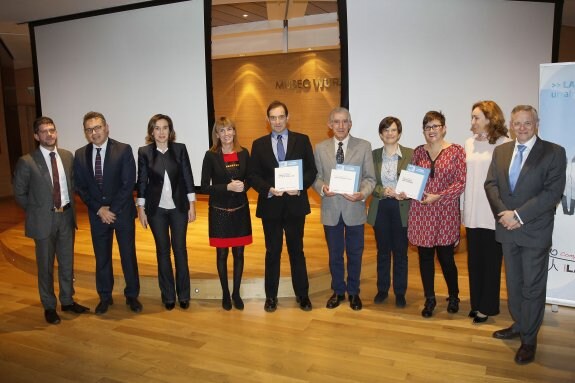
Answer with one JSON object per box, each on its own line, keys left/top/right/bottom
{"left": 509, "top": 144, "right": 526, "bottom": 192}
{"left": 276, "top": 135, "right": 285, "bottom": 162}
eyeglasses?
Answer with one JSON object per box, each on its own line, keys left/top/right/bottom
{"left": 423, "top": 124, "right": 443, "bottom": 132}
{"left": 268, "top": 115, "right": 286, "bottom": 122}
{"left": 84, "top": 125, "right": 104, "bottom": 134}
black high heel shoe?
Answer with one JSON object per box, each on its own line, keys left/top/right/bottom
{"left": 232, "top": 294, "right": 244, "bottom": 310}
{"left": 446, "top": 296, "right": 460, "bottom": 313}
{"left": 222, "top": 295, "right": 232, "bottom": 311}
{"left": 421, "top": 297, "right": 436, "bottom": 318}
{"left": 473, "top": 314, "right": 488, "bottom": 324}
{"left": 468, "top": 310, "right": 478, "bottom": 318}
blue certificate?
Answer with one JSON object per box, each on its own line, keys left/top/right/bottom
{"left": 329, "top": 164, "right": 361, "bottom": 194}
{"left": 396, "top": 164, "right": 430, "bottom": 200}
{"left": 275, "top": 159, "right": 303, "bottom": 191}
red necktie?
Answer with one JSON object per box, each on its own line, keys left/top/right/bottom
{"left": 50, "top": 152, "right": 61, "bottom": 209}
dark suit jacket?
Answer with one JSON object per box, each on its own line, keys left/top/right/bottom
{"left": 136, "top": 142, "right": 195, "bottom": 216}
{"left": 484, "top": 137, "right": 566, "bottom": 248}
{"left": 249, "top": 130, "right": 317, "bottom": 218}
{"left": 13, "top": 147, "right": 76, "bottom": 239}
{"left": 367, "top": 144, "right": 413, "bottom": 227}
{"left": 74, "top": 138, "right": 137, "bottom": 221}
{"left": 201, "top": 147, "right": 250, "bottom": 208}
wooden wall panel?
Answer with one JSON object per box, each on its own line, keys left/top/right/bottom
{"left": 212, "top": 49, "right": 341, "bottom": 151}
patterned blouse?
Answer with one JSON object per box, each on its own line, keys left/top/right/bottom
{"left": 407, "top": 144, "right": 466, "bottom": 247}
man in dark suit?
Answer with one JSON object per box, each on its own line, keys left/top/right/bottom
{"left": 485, "top": 105, "right": 566, "bottom": 365}
{"left": 312, "top": 107, "right": 375, "bottom": 311}
{"left": 74, "top": 111, "right": 142, "bottom": 315}
{"left": 13, "top": 116, "right": 89, "bottom": 324}
{"left": 249, "top": 100, "right": 317, "bottom": 312}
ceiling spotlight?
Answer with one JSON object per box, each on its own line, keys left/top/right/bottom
{"left": 242, "top": 14, "right": 248, "bottom": 18}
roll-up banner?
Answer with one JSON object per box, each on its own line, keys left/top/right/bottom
{"left": 539, "top": 62, "right": 575, "bottom": 307}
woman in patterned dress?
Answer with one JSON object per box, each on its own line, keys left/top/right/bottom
{"left": 408, "top": 111, "right": 466, "bottom": 318}
{"left": 201, "top": 117, "right": 252, "bottom": 311}
{"left": 463, "top": 101, "right": 510, "bottom": 323}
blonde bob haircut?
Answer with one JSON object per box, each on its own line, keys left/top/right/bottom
{"left": 209, "top": 117, "right": 244, "bottom": 153}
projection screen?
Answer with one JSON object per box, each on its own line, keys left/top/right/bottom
{"left": 31, "top": 0, "right": 210, "bottom": 186}
{"left": 346, "top": 0, "right": 556, "bottom": 149}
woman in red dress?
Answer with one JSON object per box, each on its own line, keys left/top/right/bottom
{"left": 201, "top": 117, "right": 252, "bottom": 311}
{"left": 408, "top": 111, "right": 466, "bottom": 318}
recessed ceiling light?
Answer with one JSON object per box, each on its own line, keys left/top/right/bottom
{"left": 242, "top": 14, "right": 248, "bottom": 18}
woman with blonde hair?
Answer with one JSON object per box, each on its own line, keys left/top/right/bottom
{"left": 201, "top": 117, "right": 252, "bottom": 310}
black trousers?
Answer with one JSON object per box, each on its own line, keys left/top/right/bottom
{"left": 373, "top": 198, "right": 408, "bottom": 296}
{"left": 148, "top": 207, "right": 191, "bottom": 304}
{"left": 418, "top": 244, "right": 459, "bottom": 298}
{"left": 466, "top": 227, "right": 502, "bottom": 316}
{"left": 89, "top": 212, "right": 140, "bottom": 300}
{"left": 261, "top": 215, "right": 309, "bottom": 298}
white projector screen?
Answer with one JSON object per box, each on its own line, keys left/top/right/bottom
{"left": 32, "top": 0, "right": 209, "bottom": 186}
{"left": 346, "top": 0, "right": 555, "bottom": 149}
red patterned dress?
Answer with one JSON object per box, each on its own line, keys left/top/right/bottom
{"left": 407, "top": 144, "right": 466, "bottom": 247}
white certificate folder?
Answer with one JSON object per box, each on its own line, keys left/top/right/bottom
{"left": 396, "top": 164, "right": 430, "bottom": 201}
{"left": 329, "top": 164, "right": 361, "bottom": 194}
{"left": 275, "top": 159, "right": 303, "bottom": 191}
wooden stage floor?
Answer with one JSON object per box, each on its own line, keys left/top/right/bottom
{"left": 1, "top": 196, "right": 575, "bottom": 382}
{"left": 1, "top": 194, "right": 382, "bottom": 299}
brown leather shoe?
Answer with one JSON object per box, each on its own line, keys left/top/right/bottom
{"left": 493, "top": 327, "right": 521, "bottom": 340}
{"left": 515, "top": 343, "right": 536, "bottom": 365}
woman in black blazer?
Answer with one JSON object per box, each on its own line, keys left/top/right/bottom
{"left": 201, "top": 117, "right": 252, "bottom": 311}
{"left": 136, "top": 114, "right": 196, "bottom": 310}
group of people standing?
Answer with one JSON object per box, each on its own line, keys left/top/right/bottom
{"left": 13, "top": 99, "right": 565, "bottom": 366}
{"left": 366, "top": 101, "right": 565, "bottom": 365}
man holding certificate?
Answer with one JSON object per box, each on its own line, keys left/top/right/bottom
{"left": 249, "top": 100, "right": 317, "bottom": 313}
{"left": 313, "top": 107, "right": 376, "bottom": 311}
